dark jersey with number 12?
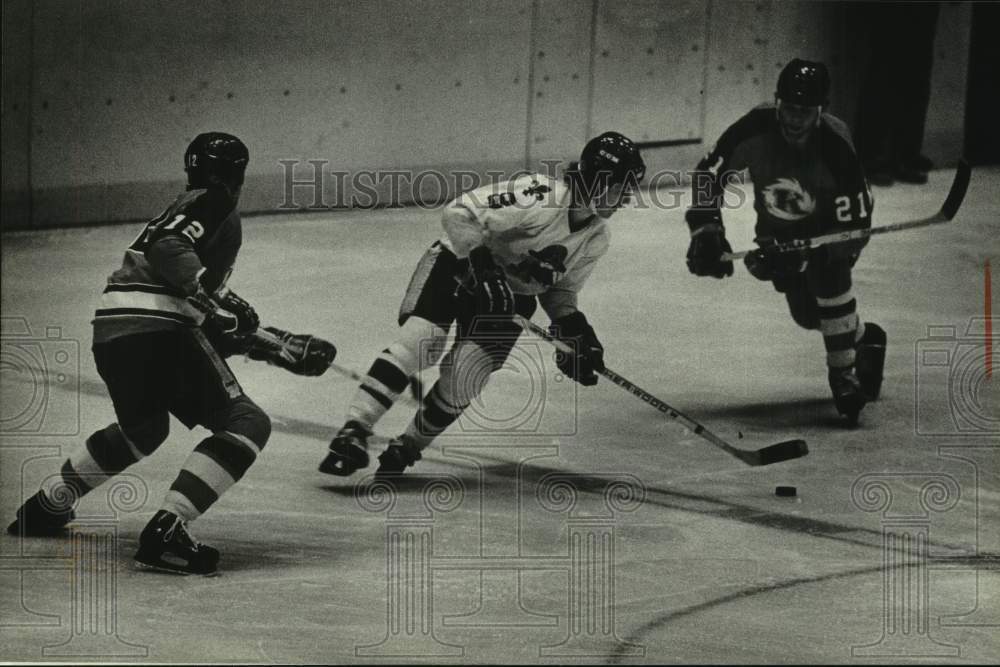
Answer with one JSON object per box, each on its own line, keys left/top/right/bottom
{"left": 692, "top": 104, "right": 873, "bottom": 243}
{"left": 92, "top": 187, "right": 241, "bottom": 343}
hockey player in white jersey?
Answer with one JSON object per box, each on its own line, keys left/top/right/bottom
{"left": 320, "top": 132, "right": 646, "bottom": 477}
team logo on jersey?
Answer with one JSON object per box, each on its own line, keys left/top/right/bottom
{"left": 522, "top": 179, "right": 551, "bottom": 201}
{"left": 507, "top": 245, "right": 568, "bottom": 286}
{"left": 762, "top": 177, "right": 816, "bottom": 221}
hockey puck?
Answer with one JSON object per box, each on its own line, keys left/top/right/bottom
{"left": 775, "top": 485, "right": 797, "bottom": 497}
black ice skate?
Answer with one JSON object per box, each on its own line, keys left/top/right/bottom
{"left": 374, "top": 436, "right": 423, "bottom": 479}
{"left": 134, "top": 510, "right": 220, "bottom": 576}
{"left": 855, "top": 322, "right": 887, "bottom": 400}
{"left": 829, "top": 368, "right": 867, "bottom": 426}
{"left": 319, "top": 420, "right": 372, "bottom": 476}
{"left": 7, "top": 490, "right": 75, "bottom": 537}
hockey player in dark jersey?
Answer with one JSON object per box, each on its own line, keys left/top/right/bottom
{"left": 7, "top": 133, "right": 333, "bottom": 574}
{"left": 685, "top": 59, "right": 886, "bottom": 424}
{"left": 320, "top": 133, "right": 645, "bottom": 478}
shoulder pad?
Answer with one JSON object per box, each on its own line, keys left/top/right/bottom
{"left": 175, "top": 187, "right": 235, "bottom": 220}
{"left": 820, "top": 113, "right": 857, "bottom": 151}
{"left": 700, "top": 107, "right": 773, "bottom": 169}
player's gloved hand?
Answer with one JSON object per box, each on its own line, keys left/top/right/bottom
{"left": 685, "top": 209, "right": 734, "bottom": 278}
{"left": 524, "top": 247, "right": 568, "bottom": 286}
{"left": 247, "top": 326, "right": 337, "bottom": 376}
{"left": 744, "top": 237, "right": 808, "bottom": 282}
{"left": 466, "top": 246, "right": 515, "bottom": 317}
{"left": 550, "top": 311, "right": 604, "bottom": 386}
{"left": 189, "top": 280, "right": 259, "bottom": 336}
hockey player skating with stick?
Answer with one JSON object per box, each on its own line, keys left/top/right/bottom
{"left": 7, "top": 133, "right": 335, "bottom": 575}
{"left": 685, "top": 59, "right": 886, "bottom": 425}
{"left": 320, "top": 132, "right": 646, "bottom": 478}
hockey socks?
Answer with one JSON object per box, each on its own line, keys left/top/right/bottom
{"left": 344, "top": 317, "right": 448, "bottom": 429}
{"left": 856, "top": 322, "right": 887, "bottom": 399}
{"left": 816, "top": 290, "right": 862, "bottom": 369}
{"left": 400, "top": 339, "right": 496, "bottom": 451}
{"left": 161, "top": 432, "right": 261, "bottom": 522}
{"left": 8, "top": 424, "right": 140, "bottom": 536}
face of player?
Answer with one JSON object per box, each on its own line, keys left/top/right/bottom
{"left": 592, "top": 182, "right": 634, "bottom": 219}
{"left": 777, "top": 101, "right": 821, "bottom": 146}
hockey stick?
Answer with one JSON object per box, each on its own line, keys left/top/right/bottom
{"left": 516, "top": 316, "right": 808, "bottom": 466}
{"left": 721, "top": 160, "right": 972, "bottom": 261}
{"left": 252, "top": 327, "right": 423, "bottom": 405}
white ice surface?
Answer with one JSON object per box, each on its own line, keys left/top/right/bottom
{"left": 1, "top": 167, "right": 997, "bottom": 663}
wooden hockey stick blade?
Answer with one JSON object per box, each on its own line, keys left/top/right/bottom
{"left": 721, "top": 160, "right": 973, "bottom": 261}
{"left": 740, "top": 438, "right": 809, "bottom": 466}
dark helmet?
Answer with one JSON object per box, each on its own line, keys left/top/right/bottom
{"left": 577, "top": 131, "right": 646, "bottom": 193}
{"left": 184, "top": 132, "right": 249, "bottom": 190}
{"left": 776, "top": 59, "right": 830, "bottom": 107}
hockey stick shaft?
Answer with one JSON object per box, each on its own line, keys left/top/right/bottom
{"left": 515, "top": 316, "right": 802, "bottom": 466}
{"left": 721, "top": 160, "right": 971, "bottom": 261}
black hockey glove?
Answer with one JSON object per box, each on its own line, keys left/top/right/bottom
{"left": 464, "top": 246, "right": 515, "bottom": 318}
{"left": 685, "top": 209, "right": 734, "bottom": 279}
{"left": 550, "top": 311, "right": 604, "bottom": 386}
{"left": 247, "top": 326, "right": 337, "bottom": 376}
{"left": 524, "top": 247, "right": 568, "bottom": 286}
{"left": 743, "top": 237, "right": 808, "bottom": 282}
{"left": 189, "top": 281, "right": 259, "bottom": 336}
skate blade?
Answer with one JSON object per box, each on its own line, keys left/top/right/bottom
{"left": 373, "top": 469, "right": 406, "bottom": 482}
{"left": 134, "top": 557, "right": 219, "bottom": 577}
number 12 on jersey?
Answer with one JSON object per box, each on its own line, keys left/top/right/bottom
{"left": 130, "top": 212, "right": 205, "bottom": 250}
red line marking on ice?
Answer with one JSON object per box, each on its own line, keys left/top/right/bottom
{"left": 987, "top": 259, "right": 993, "bottom": 380}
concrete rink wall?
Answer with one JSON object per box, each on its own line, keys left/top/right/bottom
{"left": 1, "top": 0, "right": 972, "bottom": 229}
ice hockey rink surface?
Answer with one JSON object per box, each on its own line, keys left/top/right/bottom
{"left": 1, "top": 167, "right": 997, "bottom": 663}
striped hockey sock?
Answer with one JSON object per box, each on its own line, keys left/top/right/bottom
{"left": 816, "top": 290, "right": 864, "bottom": 370}
{"left": 347, "top": 347, "right": 416, "bottom": 427}
{"left": 161, "top": 432, "right": 261, "bottom": 522}
{"left": 345, "top": 319, "right": 448, "bottom": 428}
{"left": 41, "top": 424, "right": 144, "bottom": 509}
{"left": 403, "top": 340, "right": 494, "bottom": 450}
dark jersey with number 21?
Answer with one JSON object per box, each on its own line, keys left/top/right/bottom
{"left": 693, "top": 104, "right": 873, "bottom": 243}
{"left": 92, "top": 188, "right": 241, "bottom": 343}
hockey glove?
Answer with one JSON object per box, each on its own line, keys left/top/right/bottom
{"left": 685, "top": 209, "right": 734, "bottom": 279}
{"left": 743, "top": 237, "right": 808, "bottom": 282}
{"left": 189, "top": 282, "right": 259, "bottom": 336}
{"left": 247, "top": 326, "right": 337, "bottom": 376}
{"left": 550, "top": 311, "right": 604, "bottom": 386}
{"left": 464, "top": 246, "right": 515, "bottom": 318}
{"left": 524, "top": 247, "right": 568, "bottom": 286}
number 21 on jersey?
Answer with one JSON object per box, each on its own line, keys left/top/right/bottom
{"left": 834, "top": 190, "right": 870, "bottom": 223}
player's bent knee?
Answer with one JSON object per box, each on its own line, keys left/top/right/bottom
{"left": 789, "top": 306, "right": 820, "bottom": 331}
{"left": 395, "top": 316, "right": 449, "bottom": 367}
{"left": 121, "top": 413, "right": 170, "bottom": 456}
{"left": 220, "top": 397, "right": 272, "bottom": 449}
